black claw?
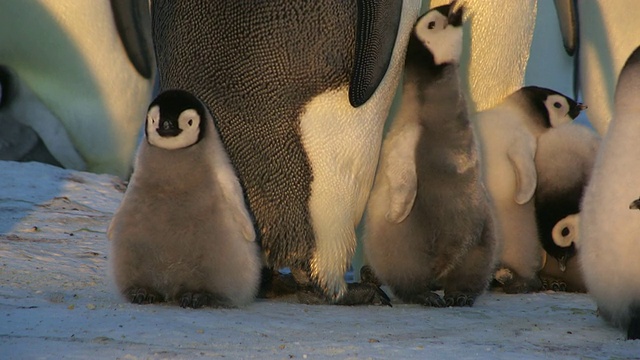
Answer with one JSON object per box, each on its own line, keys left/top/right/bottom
{"left": 127, "top": 288, "right": 161, "bottom": 305}
{"left": 443, "top": 293, "right": 476, "bottom": 307}
{"left": 541, "top": 277, "right": 568, "bottom": 292}
{"left": 179, "top": 292, "right": 193, "bottom": 308}
{"left": 422, "top": 292, "right": 446, "bottom": 308}
{"left": 179, "top": 292, "right": 211, "bottom": 309}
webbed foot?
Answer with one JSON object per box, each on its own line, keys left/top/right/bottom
{"left": 541, "top": 277, "right": 568, "bottom": 292}
{"left": 296, "top": 282, "right": 391, "bottom": 306}
{"left": 395, "top": 290, "right": 447, "bottom": 307}
{"left": 494, "top": 268, "right": 542, "bottom": 294}
{"left": 336, "top": 282, "right": 391, "bottom": 306}
{"left": 126, "top": 288, "right": 162, "bottom": 305}
{"left": 257, "top": 268, "right": 298, "bottom": 299}
{"left": 443, "top": 292, "right": 476, "bottom": 307}
{"left": 178, "top": 292, "right": 214, "bottom": 309}
{"left": 359, "top": 265, "right": 382, "bottom": 286}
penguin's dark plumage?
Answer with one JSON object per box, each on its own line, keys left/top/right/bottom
{"left": 151, "top": 1, "right": 420, "bottom": 303}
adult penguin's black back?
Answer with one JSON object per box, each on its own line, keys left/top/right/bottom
{"left": 151, "top": 1, "right": 420, "bottom": 303}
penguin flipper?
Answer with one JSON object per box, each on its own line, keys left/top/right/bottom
{"left": 384, "top": 154, "right": 417, "bottom": 224}
{"left": 349, "top": 0, "right": 403, "bottom": 107}
{"left": 506, "top": 134, "right": 537, "bottom": 205}
{"left": 218, "top": 173, "right": 256, "bottom": 242}
{"left": 553, "top": 0, "right": 579, "bottom": 56}
{"left": 110, "top": 0, "right": 155, "bottom": 79}
{"left": 553, "top": 0, "right": 580, "bottom": 97}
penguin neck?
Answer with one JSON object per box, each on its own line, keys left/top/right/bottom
{"left": 401, "top": 63, "right": 467, "bottom": 131}
{"left": 132, "top": 141, "right": 212, "bottom": 193}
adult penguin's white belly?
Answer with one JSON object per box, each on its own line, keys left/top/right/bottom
{"left": 578, "top": 0, "right": 640, "bottom": 135}
{"left": 424, "top": 0, "right": 538, "bottom": 112}
{"left": 0, "top": 0, "right": 154, "bottom": 178}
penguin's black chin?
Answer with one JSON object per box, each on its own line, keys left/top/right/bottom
{"left": 157, "top": 127, "right": 182, "bottom": 137}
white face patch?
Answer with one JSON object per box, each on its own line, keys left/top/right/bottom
{"left": 545, "top": 94, "right": 573, "bottom": 128}
{"left": 146, "top": 106, "right": 201, "bottom": 150}
{"left": 414, "top": 9, "right": 463, "bottom": 65}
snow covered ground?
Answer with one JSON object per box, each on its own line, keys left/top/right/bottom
{"left": 0, "top": 160, "right": 638, "bottom": 359}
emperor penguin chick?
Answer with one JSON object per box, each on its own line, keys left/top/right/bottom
{"left": 108, "top": 90, "right": 260, "bottom": 308}
{"left": 364, "top": 4, "right": 498, "bottom": 307}
{"left": 473, "top": 86, "right": 585, "bottom": 294}
{"left": 579, "top": 46, "right": 640, "bottom": 340}
{"left": 534, "top": 122, "right": 599, "bottom": 291}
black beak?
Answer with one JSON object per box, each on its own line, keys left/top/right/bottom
{"left": 568, "top": 102, "right": 587, "bottom": 119}
{"left": 157, "top": 119, "right": 182, "bottom": 137}
{"left": 448, "top": 1, "right": 464, "bottom": 27}
{"left": 557, "top": 255, "right": 568, "bottom": 273}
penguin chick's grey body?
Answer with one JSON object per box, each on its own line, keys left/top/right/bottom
{"left": 473, "top": 85, "right": 584, "bottom": 294}
{"left": 108, "top": 90, "right": 260, "bottom": 308}
{"left": 579, "top": 46, "right": 640, "bottom": 340}
{"left": 364, "top": 4, "right": 498, "bottom": 307}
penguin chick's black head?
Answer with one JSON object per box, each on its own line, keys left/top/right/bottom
{"left": 145, "top": 89, "right": 207, "bottom": 150}
{"left": 406, "top": 3, "right": 464, "bottom": 70}
{"left": 519, "top": 86, "right": 586, "bottom": 129}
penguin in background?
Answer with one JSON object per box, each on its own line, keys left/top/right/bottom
{"left": 534, "top": 121, "right": 599, "bottom": 291}
{"left": 578, "top": 46, "right": 640, "bottom": 340}
{"left": 364, "top": 3, "right": 498, "bottom": 307}
{"left": 473, "top": 86, "right": 585, "bottom": 294}
{"left": 421, "top": 0, "right": 577, "bottom": 113}
{"left": 109, "top": 90, "right": 261, "bottom": 308}
{"left": 151, "top": 1, "right": 421, "bottom": 305}
{"left": 0, "top": 0, "right": 155, "bottom": 178}
{"left": 577, "top": 0, "right": 640, "bottom": 135}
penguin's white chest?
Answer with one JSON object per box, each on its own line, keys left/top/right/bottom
{"left": 299, "top": 87, "right": 386, "bottom": 222}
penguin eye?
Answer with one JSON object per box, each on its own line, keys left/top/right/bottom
{"left": 188, "top": 119, "right": 193, "bottom": 126}
{"left": 553, "top": 102, "right": 562, "bottom": 109}
{"left": 428, "top": 21, "right": 436, "bottom": 30}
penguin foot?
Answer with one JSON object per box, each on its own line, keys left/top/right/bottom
{"left": 494, "top": 268, "right": 542, "bottom": 294}
{"left": 396, "top": 291, "right": 447, "bottom": 307}
{"left": 360, "top": 265, "right": 382, "bottom": 286}
{"left": 257, "top": 268, "right": 298, "bottom": 299}
{"left": 178, "top": 292, "right": 215, "bottom": 309}
{"left": 336, "top": 283, "right": 391, "bottom": 306}
{"left": 419, "top": 292, "right": 447, "bottom": 308}
{"left": 295, "top": 283, "right": 391, "bottom": 306}
{"left": 541, "top": 277, "right": 568, "bottom": 292}
{"left": 443, "top": 292, "right": 476, "bottom": 307}
{"left": 126, "top": 288, "right": 162, "bottom": 305}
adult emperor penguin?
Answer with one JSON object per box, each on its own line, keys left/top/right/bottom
{"left": 473, "top": 86, "right": 585, "bottom": 294}
{"left": 108, "top": 90, "right": 261, "bottom": 308}
{"left": 422, "top": 0, "right": 576, "bottom": 114}
{"left": 578, "top": 46, "right": 640, "bottom": 340}
{"left": 151, "top": 1, "right": 421, "bottom": 304}
{"left": 577, "top": 0, "right": 640, "bottom": 135}
{"left": 0, "top": 0, "right": 155, "bottom": 177}
{"left": 534, "top": 122, "right": 599, "bottom": 275}
{"left": 364, "top": 3, "right": 498, "bottom": 307}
